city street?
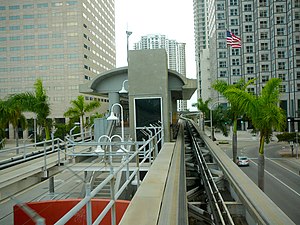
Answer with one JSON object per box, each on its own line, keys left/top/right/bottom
{"left": 215, "top": 130, "right": 300, "bottom": 225}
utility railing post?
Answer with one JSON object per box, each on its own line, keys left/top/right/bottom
{"left": 135, "top": 143, "right": 140, "bottom": 189}
{"left": 85, "top": 183, "right": 92, "bottom": 225}
{"left": 57, "top": 139, "right": 61, "bottom": 166}
{"left": 43, "top": 140, "right": 48, "bottom": 178}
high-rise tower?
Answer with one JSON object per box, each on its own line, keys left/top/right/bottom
{"left": 0, "top": 0, "right": 115, "bottom": 121}
{"left": 193, "top": 0, "right": 300, "bottom": 130}
{"left": 134, "top": 34, "right": 187, "bottom": 111}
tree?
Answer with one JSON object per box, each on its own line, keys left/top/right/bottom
{"left": 11, "top": 79, "right": 51, "bottom": 140}
{"left": 0, "top": 96, "right": 27, "bottom": 147}
{"left": 213, "top": 79, "right": 254, "bottom": 163}
{"left": 223, "top": 78, "right": 286, "bottom": 191}
{"left": 64, "top": 95, "right": 100, "bottom": 140}
{"left": 193, "top": 98, "right": 231, "bottom": 138}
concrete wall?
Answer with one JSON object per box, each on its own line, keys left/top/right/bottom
{"left": 128, "top": 49, "right": 170, "bottom": 141}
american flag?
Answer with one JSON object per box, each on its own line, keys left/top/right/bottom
{"left": 226, "top": 30, "right": 241, "bottom": 48}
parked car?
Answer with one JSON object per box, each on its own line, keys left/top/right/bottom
{"left": 236, "top": 156, "right": 250, "bottom": 166}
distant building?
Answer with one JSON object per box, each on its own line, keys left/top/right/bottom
{"left": 193, "top": 0, "right": 300, "bottom": 130}
{"left": 134, "top": 34, "right": 187, "bottom": 111}
{"left": 0, "top": 0, "right": 115, "bottom": 132}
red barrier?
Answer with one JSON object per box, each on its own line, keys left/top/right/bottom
{"left": 14, "top": 199, "right": 130, "bottom": 225}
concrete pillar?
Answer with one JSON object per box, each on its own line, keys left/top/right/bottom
{"left": 108, "top": 92, "right": 120, "bottom": 116}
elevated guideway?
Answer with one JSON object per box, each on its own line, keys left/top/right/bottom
{"left": 0, "top": 119, "right": 295, "bottom": 225}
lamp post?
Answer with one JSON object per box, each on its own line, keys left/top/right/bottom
{"left": 119, "top": 79, "right": 128, "bottom": 94}
{"left": 208, "top": 101, "right": 221, "bottom": 140}
{"left": 107, "top": 103, "right": 124, "bottom": 141}
{"left": 126, "top": 31, "right": 132, "bottom": 64}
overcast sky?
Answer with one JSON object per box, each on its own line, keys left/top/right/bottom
{"left": 114, "top": 0, "right": 197, "bottom": 109}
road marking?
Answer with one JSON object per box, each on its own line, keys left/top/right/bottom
{"left": 250, "top": 160, "right": 300, "bottom": 198}
{"left": 266, "top": 158, "right": 299, "bottom": 177}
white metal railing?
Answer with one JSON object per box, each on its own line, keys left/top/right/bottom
{"left": 54, "top": 125, "right": 164, "bottom": 225}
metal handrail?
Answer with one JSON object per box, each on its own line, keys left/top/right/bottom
{"left": 54, "top": 126, "right": 164, "bottom": 225}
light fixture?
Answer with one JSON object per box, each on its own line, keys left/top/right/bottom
{"left": 107, "top": 112, "right": 118, "bottom": 121}
{"left": 119, "top": 79, "right": 128, "bottom": 94}
{"left": 95, "top": 145, "right": 105, "bottom": 153}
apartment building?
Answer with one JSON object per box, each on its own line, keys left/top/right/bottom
{"left": 134, "top": 34, "right": 188, "bottom": 111}
{"left": 193, "top": 0, "right": 300, "bottom": 130}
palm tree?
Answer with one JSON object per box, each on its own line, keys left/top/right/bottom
{"left": 0, "top": 96, "right": 27, "bottom": 147}
{"left": 193, "top": 98, "right": 230, "bottom": 138}
{"left": 11, "top": 79, "right": 51, "bottom": 140}
{"left": 64, "top": 95, "right": 100, "bottom": 140}
{"left": 223, "top": 78, "right": 286, "bottom": 191}
{"left": 192, "top": 98, "right": 211, "bottom": 130}
{"left": 212, "top": 79, "right": 254, "bottom": 163}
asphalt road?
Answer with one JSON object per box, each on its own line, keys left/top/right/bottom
{"left": 218, "top": 138, "right": 300, "bottom": 225}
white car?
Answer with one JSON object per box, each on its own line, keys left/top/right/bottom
{"left": 236, "top": 156, "right": 250, "bottom": 166}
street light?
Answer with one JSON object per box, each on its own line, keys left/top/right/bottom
{"left": 107, "top": 103, "right": 124, "bottom": 141}
{"left": 126, "top": 31, "right": 132, "bottom": 64}
{"left": 119, "top": 79, "right": 128, "bottom": 94}
{"left": 208, "top": 101, "right": 221, "bottom": 140}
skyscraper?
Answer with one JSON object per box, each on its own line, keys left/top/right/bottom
{"left": 193, "top": 0, "right": 300, "bottom": 130}
{"left": 0, "top": 0, "right": 115, "bottom": 122}
{"left": 134, "top": 34, "right": 187, "bottom": 111}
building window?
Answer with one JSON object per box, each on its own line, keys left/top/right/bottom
{"left": 246, "top": 56, "right": 254, "bottom": 63}
{"left": 219, "top": 61, "right": 227, "bottom": 68}
{"left": 219, "top": 71, "right": 227, "bottom": 77}
{"left": 262, "top": 75, "right": 269, "bottom": 82}
{"left": 276, "top": 16, "right": 285, "bottom": 24}
{"left": 218, "top": 52, "right": 226, "bottom": 58}
{"left": 261, "top": 43, "right": 268, "bottom": 50}
{"left": 246, "top": 35, "right": 253, "bottom": 42}
{"left": 260, "top": 10, "right": 267, "bottom": 17}
{"left": 277, "top": 28, "right": 285, "bottom": 35}
{"left": 246, "top": 46, "right": 253, "bottom": 53}
{"left": 230, "top": 9, "right": 238, "bottom": 16}
{"left": 9, "top": 15, "right": 20, "bottom": 20}
{"left": 245, "top": 14, "right": 252, "bottom": 22}
{"left": 230, "top": 0, "right": 238, "bottom": 5}
{"left": 232, "top": 48, "right": 240, "bottom": 55}
{"left": 259, "top": 0, "right": 267, "bottom": 6}
{"left": 23, "top": 4, "right": 34, "bottom": 9}
{"left": 245, "top": 25, "right": 253, "bottom": 32}
{"left": 230, "top": 19, "right": 238, "bottom": 26}
{"left": 232, "top": 68, "right": 240, "bottom": 76}
{"left": 247, "top": 67, "right": 254, "bottom": 74}
{"left": 277, "top": 39, "right": 285, "bottom": 47}
{"left": 261, "top": 54, "right": 269, "bottom": 61}
{"left": 218, "top": 42, "right": 226, "bottom": 49}
{"left": 260, "top": 32, "right": 268, "bottom": 39}
{"left": 277, "top": 51, "right": 285, "bottom": 58}
{"left": 217, "top": 13, "right": 224, "bottom": 19}
{"left": 247, "top": 88, "right": 255, "bottom": 94}
{"left": 260, "top": 21, "right": 268, "bottom": 29}
{"left": 278, "top": 62, "right": 286, "bottom": 70}
{"left": 244, "top": 4, "right": 252, "bottom": 11}
{"left": 278, "top": 73, "right": 286, "bottom": 81}
{"left": 23, "top": 14, "right": 34, "bottom": 19}
{"left": 232, "top": 58, "right": 240, "bottom": 65}
{"left": 9, "top": 5, "right": 20, "bottom": 10}
{"left": 279, "top": 85, "right": 286, "bottom": 93}
{"left": 217, "top": 3, "right": 225, "bottom": 10}
{"left": 276, "top": 5, "right": 284, "bottom": 13}
{"left": 261, "top": 64, "right": 269, "bottom": 72}
{"left": 218, "top": 22, "right": 225, "bottom": 29}
{"left": 37, "top": 3, "right": 49, "bottom": 8}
